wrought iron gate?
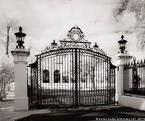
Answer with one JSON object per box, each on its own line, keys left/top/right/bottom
{"left": 28, "top": 26, "right": 116, "bottom": 109}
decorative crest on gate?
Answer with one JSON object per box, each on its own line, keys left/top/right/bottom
{"left": 43, "top": 26, "right": 106, "bottom": 55}
{"left": 67, "top": 25, "right": 86, "bottom": 42}
{"left": 60, "top": 25, "right": 91, "bottom": 49}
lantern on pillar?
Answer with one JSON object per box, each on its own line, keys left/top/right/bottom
{"left": 15, "top": 26, "right": 26, "bottom": 49}
{"left": 118, "top": 35, "right": 127, "bottom": 53}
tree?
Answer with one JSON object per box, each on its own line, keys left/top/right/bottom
{"left": 0, "top": 13, "right": 19, "bottom": 101}
{"left": 113, "top": 0, "right": 145, "bottom": 51}
{"left": 115, "top": 0, "right": 145, "bottom": 50}
{"left": 4, "top": 16, "right": 19, "bottom": 57}
{"left": 0, "top": 13, "right": 19, "bottom": 57}
{"left": 83, "top": 61, "right": 96, "bottom": 89}
{"left": 127, "top": 0, "right": 145, "bottom": 50}
{"left": 0, "top": 61, "right": 14, "bottom": 101}
{"left": 0, "top": 12, "right": 19, "bottom": 100}
{"left": 80, "top": 54, "right": 107, "bottom": 90}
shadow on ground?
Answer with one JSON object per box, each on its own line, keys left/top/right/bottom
{"left": 16, "top": 107, "right": 145, "bottom": 121}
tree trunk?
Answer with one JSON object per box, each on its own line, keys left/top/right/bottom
{"left": 85, "top": 74, "right": 88, "bottom": 88}
{"left": 6, "top": 26, "right": 10, "bottom": 57}
{"left": 92, "top": 70, "right": 95, "bottom": 89}
{"left": 0, "top": 78, "right": 6, "bottom": 101}
{"left": 90, "top": 75, "right": 95, "bottom": 89}
{"left": 88, "top": 67, "right": 95, "bottom": 90}
{"left": 90, "top": 67, "right": 95, "bottom": 89}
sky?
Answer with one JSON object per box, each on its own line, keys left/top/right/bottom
{"left": 0, "top": 0, "right": 144, "bottom": 63}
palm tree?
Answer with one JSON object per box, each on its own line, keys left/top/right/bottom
{"left": 3, "top": 16, "right": 19, "bottom": 57}
{"left": 0, "top": 13, "right": 19, "bottom": 57}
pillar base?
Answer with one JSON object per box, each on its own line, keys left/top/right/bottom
{"left": 14, "top": 97, "right": 29, "bottom": 110}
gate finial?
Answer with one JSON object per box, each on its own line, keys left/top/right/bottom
{"left": 121, "top": 35, "right": 124, "bottom": 40}
{"left": 51, "top": 40, "right": 57, "bottom": 45}
{"left": 75, "top": 25, "right": 78, "bottom": 28}
{"left": 93, "top": 42, "right": 99, "bottom": 48}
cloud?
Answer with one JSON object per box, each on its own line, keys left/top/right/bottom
{"left": 0, "top": 0, "right": 143, "bottom": 61}
{"left": 113, "top": 11, "right": 136, "bottom": 33}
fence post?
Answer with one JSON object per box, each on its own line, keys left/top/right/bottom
{"left": 11, "top": 27, "right": 30, "bottom": 110}
{"left": 114, "top": 53, "right": 132, "bottom": 104}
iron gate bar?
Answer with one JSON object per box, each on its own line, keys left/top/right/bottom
{"left": 75, "top": 48, "right": 78, "bottom": 106}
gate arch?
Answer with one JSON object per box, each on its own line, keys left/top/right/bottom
{"left": 28, "top": 26, "right": 116, "bottom": 108}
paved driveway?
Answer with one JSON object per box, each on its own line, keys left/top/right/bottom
{"left": 0, "top": 98, "right": 145, "bottom": 121}
{"left": 17, "top": 106, "right": 145, "bottom": 121}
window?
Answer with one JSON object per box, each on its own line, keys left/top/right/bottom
{"left": 80, "top": 78, "right": 85, "bottom": 83}
{"left": 71, "top": 78, "right": 75, "bottom": 83}
{"left": 54, "top": 70, "right": 60, "bottom": 83}
{"left": 62, "top": 76, "right": 69, "bottom": 83}
{"left": 43, "top": 70, "right": 49, "bottom": 83}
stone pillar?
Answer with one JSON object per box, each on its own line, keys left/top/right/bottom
{"left": 11, "top": 26, "right": 30, "bottom": 110}
{"left": 11, "top": 49, "right": 30, "bottom": 110}
{"left": 114, "top": 53, "right": 132, "bottom": 103}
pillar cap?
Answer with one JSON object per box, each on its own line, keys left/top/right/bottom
{"left": 116, "top": 53, "right": 132, "bottom": 58}
{"left": 114, "top": 53, "right": 132, "bottom": 66}
{"left": 11, "top": 48, "right": 30, "bottom": 56}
